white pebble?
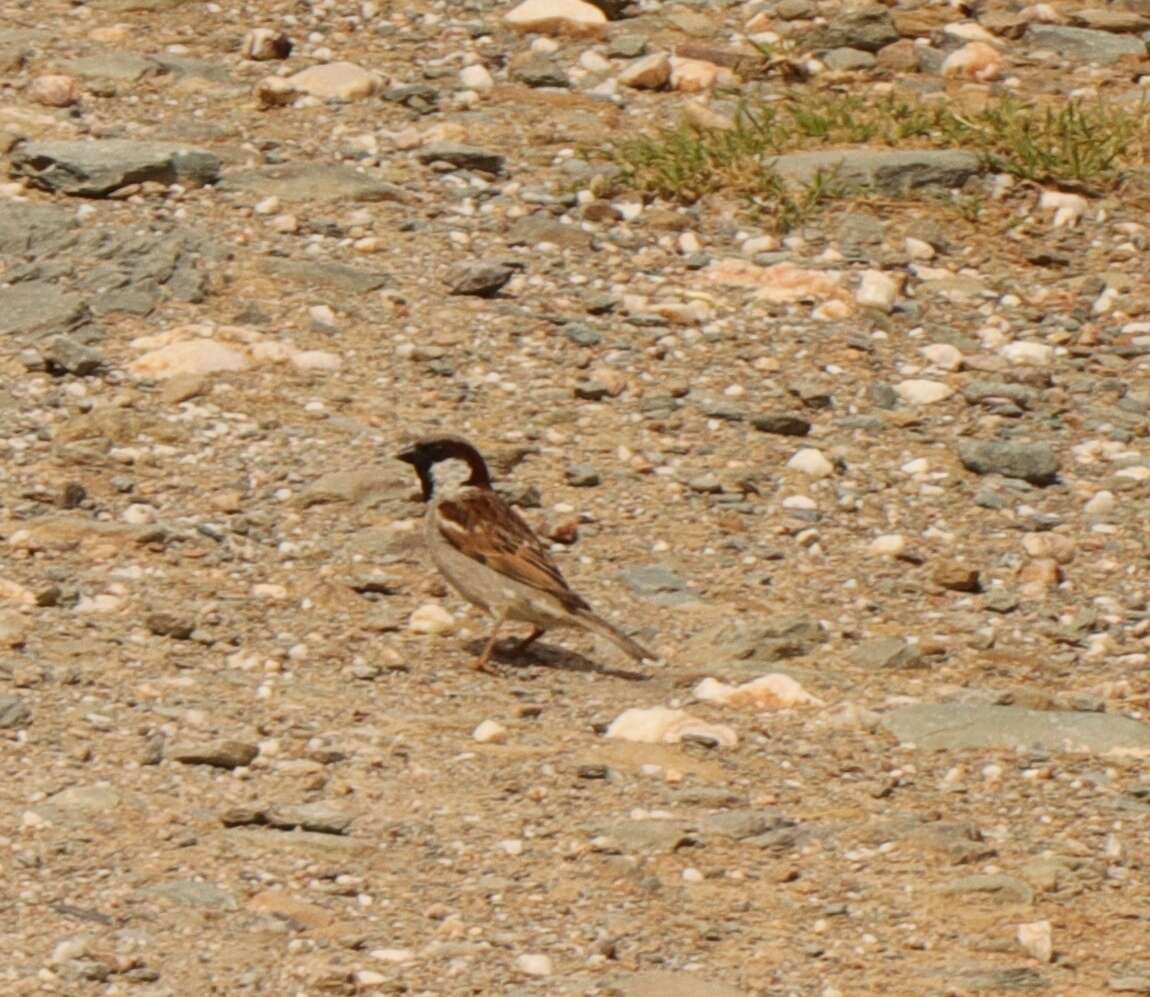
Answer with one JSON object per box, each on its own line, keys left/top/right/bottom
{"left": 855, "top": 270, "right": 899, "bottom": 312}
{"left": 408, "top": 604, "right": 456, "bottom": 635}
{"left": 459, "top": 64, "right": 494, "bottom": 92}
{"left": 1084, "top": 490, "right": 1115, "bottom": 517}
{"left": 472, "top": 719, "right": 507, "bottom": 744}
{"left": 869, "top": 534, "right": 905, "bottom": 556}
{"left": 515, "top": 953, "right": 553, "bottom": 977}
{"left": 895, "top": 379, "right": 954, "bottom": 405}
{"left": 786, "top": 448, "right": 834, "bottom": 478}
{"left": 1017, "top": 920, "right": 1053, "bottom": 963}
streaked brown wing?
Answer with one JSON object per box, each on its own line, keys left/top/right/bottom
{"left": 436, "top": 491, "right": 590, "bottom": 613}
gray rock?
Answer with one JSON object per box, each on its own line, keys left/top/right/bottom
{"left": 596, "top": 818, "right": 697, "bottom": 852}
{"left": 0, "top": 694, "right": 30, "bottom": 729}
{"left": 216, "top": 827, "right": 375, "bottom": 856}
{"left": 11, "top": 140, "right": 220, "bottom": 197}
{"left": 682, "top": 616, "right": 826, "bottom": 666}
{"left": 152, "top": 55, "right": 235, "bottom": 86}
{"left": 169, "top": 739, "right": 259, "bottom": 769}
{"left": 266, "top": 803, "right": 354, "bottom": 835}
{"left": 940, "top": 873, "right": 1034, "bottom": 905}
{"left": 447, "top": 261, "right": 514, "bottom": 297}
{"left": 769, "top": 149, "right": 981, "bottom": 194}
{"left": 928, "top": 963, "right": 1047, "bottom": 991}
{"left": 0, "top": 286, "right": 91, "bottom": 340}
{"left": 822, "top": 47, "right": 877, "bottom": 71}
{"left": 608, "top": 34, "right": 647, "bottom": 59}
{"left": 139, "top": 880, "right": 237, "bottom": 910}
{"left": 699, "top": 809, "right": 789, "bottom": 840}
{"left": 881, "top": 703, "right": 1150, "bottom": 755}
{"left": 1025, "top": 24, "right": 1147, "bottom": 65}
{"left": 33, "top": 786, "right": 123, "bottom": 827}
{"left": 1111, "top": 978, "right": 1150, "bottom": 994}
{"left": 752, "top": 413, "right": 811, "bottom": 436}
{"left": 514, "top": 58, "right": 570, "bottom": 88}
{"left": 0, "top": 203, "right": 76, "bottom": 253}
{"left": 805, "top": 5, "right": 899, "bottom": 52}
{"left": 851, "top": 636, "right": 922, "bottom": 670}
{"left": 415, "top": 142, "right": 505, "bottom": 174}
{"left": 220, "top": 163, "right": 406, "bottom": 203}
{"left": 64, "top": 51, "right": 161, "bottom": 81}
{"left": 90, "top": 284, "right": 162, "bottom": 317}
{"left": 983, "top": 588, "right": 1020, "bottom": 614}
{"left": 41, "top": 336, "right": 107, "bottom": 376}
{"left": 619, "top": 564, "right": 698, "bottom": 606}
{"left": 962, "top": 381, "right": 1040, "bottom": 410}
{"left": 958, "top": 440, "right": 1059, "bottom": 485}
{"left": 565, "top": 464, "right": 600, "bottom": 487}
{"left": 506, "top": 214, "right": 594, "bottom": 251}
{"left": 259, "top": 258, "right": 392, "bottom": 293}
{"left": 298, "top": 468, "right": 408, "bottom": 507}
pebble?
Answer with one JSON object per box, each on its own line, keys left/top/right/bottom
{"left": 786, "top": 448, "right": 834, "bottom": 478}
{"left": 286, "top": 62, "right": 380, "bottom": 102}
{"left": 515, "top": 953, "right": 554, "bottom": 977}
{"left": 1017, "top": 920, "right": 1054, "bottom": 963}
{"left": 408, "top": 604, "right": 457, "bottom": 635}
{"left": 241, "top": 28, "right": 292, "bottom": 61}
{"left": 472, "top": 720, "right": 507, "bottom": 744}
{"left": 606, "top": 706, "right": 738, "bottom": 748}
{"left": 28, "top": 75, "right": 81, "bottom": 107}
{"left": 895, "top": 379, "right": 954, "bottom": 405}
{"left": 505, "top": 0, "right": 606, "bottom": 36}
{"left": 619, "top": 52, "right": 671, "bottom": 89}
{"left": 855, "top": 270, "right": 899, "bottom": 312}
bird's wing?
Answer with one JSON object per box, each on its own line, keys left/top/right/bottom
{"left": 435, "top": 489, "right": 590, "bottom": 614}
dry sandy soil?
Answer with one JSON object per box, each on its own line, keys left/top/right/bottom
{"left": 3, "top": 0, "right": 1150, "bottom": 994}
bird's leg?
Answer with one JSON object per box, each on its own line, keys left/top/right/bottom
{"left": 474, "top": 611, "right": 507, "bottom": 674}
{"left": 508, "top": 627, "right": 545, "bottom": 659}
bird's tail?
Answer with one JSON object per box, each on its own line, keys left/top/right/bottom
{"left": 576, "top": 610, "right": 655, "bottom": 663}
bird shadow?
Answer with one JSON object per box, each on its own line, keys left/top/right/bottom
{"left": 461, "top": 638, "right": 649, "bottom": 682}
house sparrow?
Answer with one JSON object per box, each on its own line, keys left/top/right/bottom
{"left": 397, "top": 434, "right": 654, "bottom": 673}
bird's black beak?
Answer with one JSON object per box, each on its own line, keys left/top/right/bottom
{"left": 396, "top": 446, "right": 418, "bottom": 465}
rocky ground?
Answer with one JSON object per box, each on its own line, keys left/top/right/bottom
{"left": 3, "top": 0, "right": 1150, "bottom": 994}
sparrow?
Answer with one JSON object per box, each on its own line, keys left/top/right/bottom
{"left": 397, "top": 434, "right": 654, "bottom": 673}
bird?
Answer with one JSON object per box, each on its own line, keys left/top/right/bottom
{"left": 397, "top": 434, "right": 654, "bottom": 673}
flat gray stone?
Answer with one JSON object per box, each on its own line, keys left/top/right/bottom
{"left": 298, "top": 468, "right": 408, "bottom": 508}
{"left": 447, "top": 261, "right": 515, "bottom": 297}
{"left": 139, "top": 880, "right": 237, "bottom": 910}
{"left": 0, "top": 203, "right": 76, "bottom": 253}
{"left": 769, "top": 149, "right": 981, "bottom": 194}
{"left": 259, "top": 258, "right": 392, "bottom": 293}
{"left": 619, "top": 564, "right": 699, "bottom": 606}
{"left": 596, "top": 818, "right": 698, "bottom": 852}
{"left": 214, "top": 828, "right": 375, "bottom": 856}
{"left": 881, "top": 704, "right": 1150, "bottom": 755}
{"left": 33, "top": 785, "right": 123, "bottom": 827}
{"left": 805, "top": 5, "right": 898, "bottom": 52}
{"left": 958, "top": 439, "right": 1059, "bottom": 485}
{"left": 0, "top": 285, "right": 91, "bottom": 340}
{"left": 1025, "top": 24, "right": 1147, "bottom": 64}
{"left": 64, "top": 51, "right": 161, "bottom": 82}
{"left": 683, "top": 616, "right": 826, "bottom": 666}
{"left": 852, "top": 636, "right": 921, "bottom": 670}
{"left": 266, "top": 803, "right": 354, "bottom": 835}
{"left": 11, "top": 140, "right": 220, "bottom": 197}
{"left": 220, "top": 163, "right": 406, "bottom": 203}
{"left": 506, "top": 214, "right": 594, "bottom": 251}
{"left": 0, "top": 694, "right": 30, "bottom": 729}
{"left": 940, "top": 873, "right": 1034, "bottom": 905}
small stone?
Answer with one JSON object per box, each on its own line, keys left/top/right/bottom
{"left": 265, "top": 803, "right": 354, "bottom": 834}
{"left": 505, "top": 0, "right": 607, "bottom": 36}
{"left": 459, "top": 63, "right": 494, "bottom": 91}
{"left": 241, "top": 28, "right": 292, "bottom": 60}
{"left": 856, "top": 270, "right": 900, "bottom": 311}
{"left": 895, "top": 379, "right": 954, "bottom": 405}
{"left": 515, "top": 953, "right": 554, "bottom": 977}
{"left": 1017, "top": 920, "right": 1053, "bottom": 963}
{"left": 869, "top": 534, "right": 905, "bottom": 557}
{"left": 922, "top": 343, "right": 962, "bottom": 370}
{"left": 565, "top": 464, "right": 600, "bottom": 487}
{"left": 958, "top": 440, "right": 1060, "bottom": 486}
{"left": 170, "top": 740, "right": 259, "bottom": 769}
{"left": 416, "top": 143, "right": 505, "bottom": 174}
{"left": 286, "top": 62, "right": 379, "bottom": 101}
{"left": 473, "top": 720, "right": 507, "bottom": 744}
{"left": 606, "top": 706, "right": 737, "bottom": 748}
{"left": 254, "top": 75, "right": 298, "bottom": 108}
{"left": 787, "top": 448, "right": 834, "bottom": 478}
{"left": 933, "top": 562, "right": 981, "bottom": 592}
{"left": 693, "top": 674, "right": 822, "bottom": 708}
{"left": 146, "top": 612, "right": 195, "bottom": 640}
{"left": 28, "top": 74, "right": 81, "bottom": 107}
{"left": 1085, "top": 491, "right": 1115, "bottom": 517}
{"left": 0, "top": 695, "right": 31, "bottom": 730}
{"left": 941, "top": 42, "right": 1005, "bottom": 80}
{"left": 447, "top": 261, "right": 514, "bottom": 297}
{"left": 408, "top": 604, "right": 456, "bottom": 635}
{"left": 618, "top": 52, "right": 670, "bottom": 89}
{"left": 851, "top": 636, "right": 920, "bottom": 670}
{"left": 129, "top": 339, "right": 250, "bottom": 380}
{"left": 752, "top": 414, "right": 811, "bottom": 436}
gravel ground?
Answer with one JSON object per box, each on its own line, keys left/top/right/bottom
{"left": 3, "top": 0, "right": 1150, "bottom": 994}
